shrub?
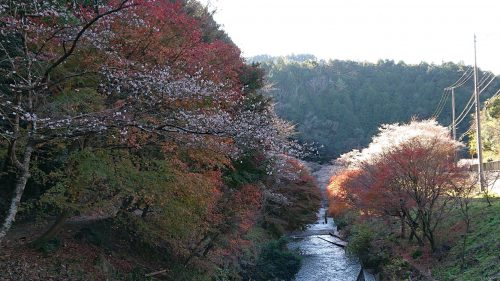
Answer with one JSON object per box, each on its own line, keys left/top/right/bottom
{"left": 411, "top": 249, "right": 423, "bottom": 259}
{"left": 347, "top": 224, "right": 373, "bottom": 261}
{"left": 255, "top": 238, "right": 301, "bottom": 280}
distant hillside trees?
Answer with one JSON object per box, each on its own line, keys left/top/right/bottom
{"left": 253, "top": 55, "right": 499, "bottom": 160}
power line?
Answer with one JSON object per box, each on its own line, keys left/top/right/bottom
{"left": 457, "top": 92, "right": 491, "bottom": 142}
{"left": 479, "top": 75, "right": 496, "bottom": 94}
{"left": 449, "top": 73, "right": 495, "bottom": 128}
{"left": 432, "top": 89, "right": 449, "bottom": 118}
{"left": 445, "top": 68, "right": 473, "bottom": 139}
{"left": 433, "top": 89, "right": 451, "bottom": 118}
{"left": 491, "top": 89, "right": 500, "bottom": 99}
{"left": 447, "top": 69, "right": 473, "bottom": 89}
{"left": 433, "top": 68, "right": 473, "bottom": 119}
{"left": 454, "top": 94, "right": 475, "bottom": 127}
{"left": 456, "top": 87, "right": 499, "bottom": 140}
{"left": 448, "top": 67, "right": 473, "bottom": 88}
{"left": 458, "top": 124, "right": 474, "bottom": 142}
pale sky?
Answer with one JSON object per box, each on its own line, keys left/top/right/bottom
{"left": 199, "top": 0, "right": 500, "bottom": 74}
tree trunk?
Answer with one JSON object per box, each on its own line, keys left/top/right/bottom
{"left": 32, "top": 210, "right": 70, "bottom": 247}
{"left": 2, "top": 141, "right": 15, "bottom": 171}
{"left": 0, "top": 145, "right": 34, "bottom": 243}
{"left": 422, "top": 220, "right": 436, "bottom": 252}
{"left": 408, "top": 224, "right": 424, "bottom": 245}
{"left": 400, "top": 215, "right": 406, "bottom": 239}
{"left": 427, "top": 232, "right": 436, "bottom": 252}
{"left": 460, "top": 227, "right": 468, "bottom": 269}
{"left": 484, "top": 191, "right": 492, "bottom": 207}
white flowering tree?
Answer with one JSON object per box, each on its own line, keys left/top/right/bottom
{"left": 334, "top": 120, "right": 470, "bottom": 251}
{"left": 0, "top": 0, "right": 141, "bottom": 241}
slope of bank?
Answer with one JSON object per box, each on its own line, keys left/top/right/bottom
{"left": 0, "top": 158, "right": 323, "bottom": 280}
{"left": 432, "top": 198, "right": 500, "bottom": 281}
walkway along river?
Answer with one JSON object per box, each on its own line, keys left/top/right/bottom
{"left": 288, "top": 164, "right": 376, "bottom": 281}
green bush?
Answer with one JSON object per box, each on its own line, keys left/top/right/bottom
{"left": 334, "top": 215, "right": 349, "bottom": 230}
{"left": 346, "top": 224, "right": 373, "bottom": 261}
{"left": 255, "top": 238, "right": 301, "bottom": 280}
{"left": 382, "top": 257, "right": 412, "bottom": 280}
{"left": 411, "top": 249, "right": 423, "bottom": 259}
{"left": 333, "top": 210, "right": 358, "bottom": 232}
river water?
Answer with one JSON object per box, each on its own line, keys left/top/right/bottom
{"left": 287, "top": 164, "right": 362, "bottom": 281}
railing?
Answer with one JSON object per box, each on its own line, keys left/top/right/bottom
{"left": 469, "top": 160, "right": 500, "bottom": 171}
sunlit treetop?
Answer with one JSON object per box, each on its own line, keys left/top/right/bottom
{"left": 337, "top": 119, "right": 463, "bottom": 168}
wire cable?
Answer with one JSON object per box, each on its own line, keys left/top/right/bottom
{"left": 432, "top": 88, "right": 449, "bottom": 118}
{"left": 433, "top": 68, "right": 473, "bottom": 118}
{"left": 433, "top": 89, "right": 450, "bottom": 118}
{"left": 447, "top": 67, "right": 473, "bottom": 89}
{"left": 456, "top": 85, "right": 498, "bottom": 141}
{"left": 458, "top": 124, "right": 474, "bottom": 142}
{"left": 454, "top": 99, "right": 475, "bottom": 127}
{"left": 450, "top": 74, "right": 496, "bottom": 127}
{"left": 479, "top": 75, "right": 496, "bottom": 94}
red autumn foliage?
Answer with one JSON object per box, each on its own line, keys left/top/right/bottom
{"left": 205, "top": 184, "right": 262, "bottom": 268}
{"left": 263, "top": 157, "right": 322, "bottom": 234}
{"left": 330, "top": 121, "right": 469, "bottom": 251}
{"left": 327, "top": 169, "right": 361, "bottom": 217}
{"left": 105, "top": 0, "right": 244, "bottom": 88}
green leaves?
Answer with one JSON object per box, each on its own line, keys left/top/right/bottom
{"left": 486, "top": 95, "right": 500, "bottom": 119}
{"left": 224, "top": 151, "right": 268, "bottom": 188}
{"left": 468, "top": 95, "right": 500, "bottom": 160}
{"left": 255, "top": 238, "right": 301, "bottom": 281}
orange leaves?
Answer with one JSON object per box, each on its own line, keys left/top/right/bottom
{"left": 233, "top": 184, "right": 262, "bottom": 232}
{"left": 328, "top": 169, "right": 362, "bottom": 196}
{"left": 236, "top": 184, "right": 263, "bottom": 206}
{"left": 327, "top": 169, "right": 361, "bottom": 217}
{"left": 207, "top": 184, "right": 262, "bottom": 264}
{"left": 187, "top": 148, "right": 229, "bottom": 168}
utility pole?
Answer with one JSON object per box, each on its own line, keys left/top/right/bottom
{"left": 451, "top": 87, "right": 456, "bottom": 140}
{"left": 473, "top": 34, "right": 485, "bottom": 192}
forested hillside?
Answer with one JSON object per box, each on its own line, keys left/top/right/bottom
{"left": 253, "top": 55, "right": 499, "bottom": 159}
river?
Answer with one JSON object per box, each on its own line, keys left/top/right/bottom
{"left": 288, "top": 164, "right": 371, "bottom": 281}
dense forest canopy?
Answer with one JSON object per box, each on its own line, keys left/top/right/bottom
{"left": 252, "top": 55, "right": 499, "bottom": 160}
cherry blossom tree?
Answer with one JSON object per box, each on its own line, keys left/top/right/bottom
{"left": 0, "top": 0, "right": 301, "bottom": 242}
{"left": 0, "top": 0, "right": 138, "bottom": 241}
{"left": 332, "top": 120, "right": 468, "bottom": 251}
